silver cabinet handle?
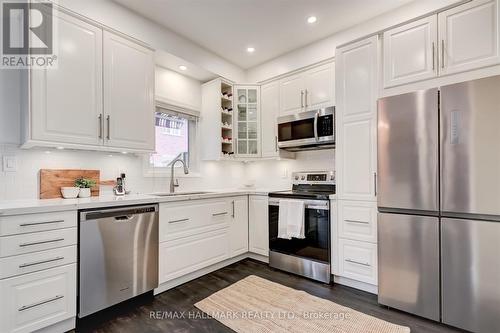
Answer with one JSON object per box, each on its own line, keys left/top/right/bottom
{"left": 106, "top": 115, "right": 110, "bottom": 140}
{"left": 19, "top": 256, "right": 64, "bottom": 268}
{"left": 432, "top": 42, "right": 435, "bottom": 70}
{"left": 19, "top": 238, "right": 64, "bottom": 247}
{"left": 275, "top": 136, "right": 278, "bottom": 152}
{"left": 441, "top": 39, "right": 445, "bottom": 69}
{"left": 301, "top": 90, "right": 304, "bottom": 108}
{"left": 231, "top": 201, "right": 235, "bottom": 218}
{"left": 345, "top": 219, "right": 369, "bottom": 225}
{"left": 346, "top": 258, "right": 371, "bottom": 267}
{"left": 212, "top": 212, "right": 228, "bottom": 217}
{"left": 168, "top": 218, "right": 189, "bottom": 224}
{"left": 374, "top": 172, "right": 377, "bottom": 196}
{"left": 20, "top": 220, "right": 64, "bottom": 227}
{"left": 98, "top": 114, "right": 103, "bottom": 139}
{"left": 19, "top": 295, "right": 64, "bottom": 312}
{"left": 305, "top": 89, "right": 308, "bottom": 107}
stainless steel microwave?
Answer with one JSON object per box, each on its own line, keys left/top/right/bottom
{"left": 277, "top": 107, "right": 335, "bottom": 151}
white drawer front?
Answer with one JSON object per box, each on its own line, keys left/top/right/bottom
{"left": 0, "top": 211, "right": 77, "bottom": 236}
{"left": 0, "top": 264, "right": 76, "bottom": 333}
{"left": 338, "top": 201, "right": 377, "bottom": 243}
{"left": 0, "top": 228, "right": 77, "bottom": 258}
{"left": 0, "top": 246, "right": 77, "bottom": 279}
{"left": 160, "top": 199, "right": 229, "bottom": 242}
{"left": 159, "top": 229, "right": 230, "bottom": 283}
{"left": 338, "top": 239, "right": 378, "bottom": 285}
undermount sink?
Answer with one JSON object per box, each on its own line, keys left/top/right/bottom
{"left": 151, "top": 191, "right": 214, "bottom": 197}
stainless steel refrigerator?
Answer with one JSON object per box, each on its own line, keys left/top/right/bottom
{"left": 377, "top": 75, "right": 500, "bottom": 333}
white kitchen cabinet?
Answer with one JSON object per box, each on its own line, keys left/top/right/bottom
{"left": 336, "top": 36, "right": 378, "bottom": 202}
{"left": 234, "top": 86, "right": 261, "bottom": 157}
{"left": 103, "top": 31, "right": 155, "bottom": 151}
{"left": 229, "top": 196, "right": 249, "bottom": 257}
{"left": 338, "top": 201, "right": 377, "bottom": 243}
{"left": 261, "top": 82, "right": 280, "bottom": 157}
{"left": 249, "top": 195, "right": 269, "bottom": 256}
{"left": 438, "top": 0, "right": 500, "bottom": 76}
{"left": 304, "top": 62, "right": 335, "bottom": 111}
{"left": 338, "top": 239, "right": 378, "bottom": 285}
{"left": 279, "top": 73, "right": 305, "bottom": 116}
{"left": 383, "top": 16, "right": 438, "bottom": 88}
{"left": 30, "top": 11, "right": 103, "bottom": 146}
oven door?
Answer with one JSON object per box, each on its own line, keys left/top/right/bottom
{"left": 268, "top": 198, "right": 330, "bottom": 264}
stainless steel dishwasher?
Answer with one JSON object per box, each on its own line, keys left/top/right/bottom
{"left": 78, "top": 204, "right": 159, "bottom": 318}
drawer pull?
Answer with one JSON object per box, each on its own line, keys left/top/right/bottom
{"left": 345, "top": 258, "right": 371, "bottom": 267}
{"left": 18, "top": 295, "right": 64, "bottom": 312}
{"left": 19, "top": 256, "right": 65, "bottom": 268}
{"left": 345, "top": 219, "right": 369, "bottom": 225}
{"left": 19, "top": 238, "right": 64, "bottom": 247}
{"left": 212, "top": 212, "right": 228, "bottom": 217}
{"left": 20, "top": 220, "right": 65, "bottom": 227}
{"left": 168, "top": 218, "right": 189, "bottom": 224}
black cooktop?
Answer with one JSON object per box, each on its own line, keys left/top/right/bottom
{"left": 269, "top": 184, "right": 335, "bottom": 200}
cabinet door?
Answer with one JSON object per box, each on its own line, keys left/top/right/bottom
{"left": 261, "top": 82, "right": 279, "bottom": 157}
{"left": 103, "top": 31, "right": 155, "bottom": 151}
{"left": 304, "top": 62, "right": 335, "bottom": 110}
{"left": 336, "top": 36, "right": 378, "bottom": 201}
{"left": 229, "top": 197, "right": 249, "bottom": 257}
{"left": 383, "top": 16, "right": 438, "bottom": 88}
{"left": 235, "top": 86, "right": 260, "bottom": 157}
{"left": 279, "top": 74, "right": 305, "bottom": 116}
{"left": 338, "top": 200, "right": 377, "bottom": 243}
{"left": 338, "top": 238, "right": 377, "bottom": 285}
{"left": 439, "top": 0, "right": 500, "bottom": 76}
{"left": 249, "top": 196, "right": 269, "bottom": 256}
{"left": 31, "top": 11, "right": 103, "bottom": 146}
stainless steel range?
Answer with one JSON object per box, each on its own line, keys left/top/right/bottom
{"left": 268, "top": 171, "right": 335, "bottom": 283}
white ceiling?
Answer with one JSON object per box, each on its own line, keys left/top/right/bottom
{"left": 114, "top": 0, "right": 414, "bottom": 69}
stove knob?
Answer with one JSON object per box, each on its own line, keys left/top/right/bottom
{"left": 294, "top": 176, "right": 299, "bottom": 180}
{"left": 301, "top": 176, "right": 306, "bottom": 180}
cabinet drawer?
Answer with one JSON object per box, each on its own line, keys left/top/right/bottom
{"left": 0, "top": 228, "right": 77, "bottom": 258}
{"left": 159, "top": 229, "right": 229, "bottom": 283}
{"left": 0, "top": 246, "right": 76, "bottom": 279}
{"left": 0, "top": 211, "right": 77, "bottom": 236}
{"left": 338, "top": 239, "right": 377, "bottom": 285}
{"left": 338, "top": 201, "right": 377, "bottom": 242}
{"left": 0, "top": 264, "right": 76, "bottom": 333}
{"left": 159, "top": 199, "right": 229, "bottom": 242}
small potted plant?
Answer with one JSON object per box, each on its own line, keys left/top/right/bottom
{"left": 75, "top": 178, "right": 97, "bottom": 198}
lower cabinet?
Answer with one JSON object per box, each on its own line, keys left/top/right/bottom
{"left": 248, "top": 195, "right": 269, "bottom": 256}
{"left": 337, "top": 238, "right": 378, "bottom": 285}
{"left": 229, "top": 196, "right": 249, "bottom": 257}
{"left": 0, "top": 264, "right": 77, "bottom": 333}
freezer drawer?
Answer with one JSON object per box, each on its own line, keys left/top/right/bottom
{"left": 378, "top": 213, "right": 440, "bottom": 321}
{"left": 377, "top": 89, "right": 439, "bottom": 213}
{"left": 442, "top": 218, "right": 500, "bottom": 333}
{"left": 441, "top": 75, "right": 500, "bottom": 218}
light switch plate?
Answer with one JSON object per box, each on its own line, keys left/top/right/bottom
{"left": 2, "top": 155, "right": 18, "bottom": 172}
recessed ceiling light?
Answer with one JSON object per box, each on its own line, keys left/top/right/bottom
{"left": 307, "top": 16, "right": 317, "bottom": 24}
{"left": 179, "top": 65, "right": 187, "bottom": 71}
{"left": 246, "top": 47, "right": 255, "bottom": 53}
{"left": 56, "top": 146, "right": 64, "bottom": 150}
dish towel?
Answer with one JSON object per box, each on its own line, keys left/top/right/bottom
{"left": 278, "top": 199, "right": 305, "bottom": 239}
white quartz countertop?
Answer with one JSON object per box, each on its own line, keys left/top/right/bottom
{"left": 0, "top": 188, "right": 281, "bottom": 216}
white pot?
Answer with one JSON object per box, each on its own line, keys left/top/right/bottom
{"left": 61, "top": 187, "right": 80, "bottom": 199}
{"left": 78, "top": 188, "right": 91, "bottom": 198}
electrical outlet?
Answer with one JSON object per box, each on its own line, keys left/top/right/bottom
{"left": 2, "top": 155, "right": 18, "bottom": 172}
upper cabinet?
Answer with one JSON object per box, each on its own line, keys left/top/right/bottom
{"left": 24, "top": 9, "right": 155, "bottom": 152}
{"left": 383, "top": 16, "right": 438, "bottom": 88}
{"left": 438, "top": 0, "right": 500, "bottom": 76}
{"left": 383, "top": 0, "right": 500, "bottom": 88}
{"left": 103, "top": 31, "right": 155, "bottom": 151}
{"left": 279, "top": 62, "right": 335, "bottom": 116}
{"left": 260, "top": 82, "right": 280, "bottom": 158}
{"left": 235, "top": 86, "right": 261, "bottom": 158}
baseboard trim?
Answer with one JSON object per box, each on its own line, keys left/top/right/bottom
{"left": 36, "top": 317, "right": 75, "bottom": 333}
{"left": 334, "top": 275, "right": 378, "bottom": 294}
{"left": 246, "top": 252, "right": 269, "bottom": 263}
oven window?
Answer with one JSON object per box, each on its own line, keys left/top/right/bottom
{"left": 269, "top": 205, "right": 330, "bottom": 263}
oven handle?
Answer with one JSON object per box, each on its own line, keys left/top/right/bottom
{"left": 268, "top": 198, "right": 329, "bottom": 210}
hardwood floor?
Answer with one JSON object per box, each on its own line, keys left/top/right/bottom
{"left": 76, "top": 259, "right": 463, "bottom": 333}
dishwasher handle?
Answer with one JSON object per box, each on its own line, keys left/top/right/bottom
{"left": 81, "top": 205, "right": 158, "bottom": 221}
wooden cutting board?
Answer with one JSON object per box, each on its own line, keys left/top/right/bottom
{"left": 40, "top": 169, "right": 100, "bottom": 199}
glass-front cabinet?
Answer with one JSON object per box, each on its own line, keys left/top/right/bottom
{"left": 235, "top": 85, "right": 260, "bottom": 157}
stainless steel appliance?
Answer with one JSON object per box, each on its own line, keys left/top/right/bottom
{"left": 268, "top": 171, "right": 335, "bottom": 283}
{"left": 79, "top": 204, "right": 159, "bottom": 317}
{"left": 377, "top": 75, "right": 500, "bottom": 332}
{"left": 277, "top": 107, "right": 334, "bottom": 151}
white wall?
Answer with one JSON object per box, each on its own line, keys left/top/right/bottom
{"left": 0, "top": 71, "right": 21, "bottom": 144}
{"left": 246, "top": 0, "right": 464, "bottom": 82}
{"left": 156, "top": 66, "right": 202, "bottom": 111}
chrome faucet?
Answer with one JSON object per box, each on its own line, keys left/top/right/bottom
{"left": 169, "top": 155, "right": 189, "bottom": 193}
